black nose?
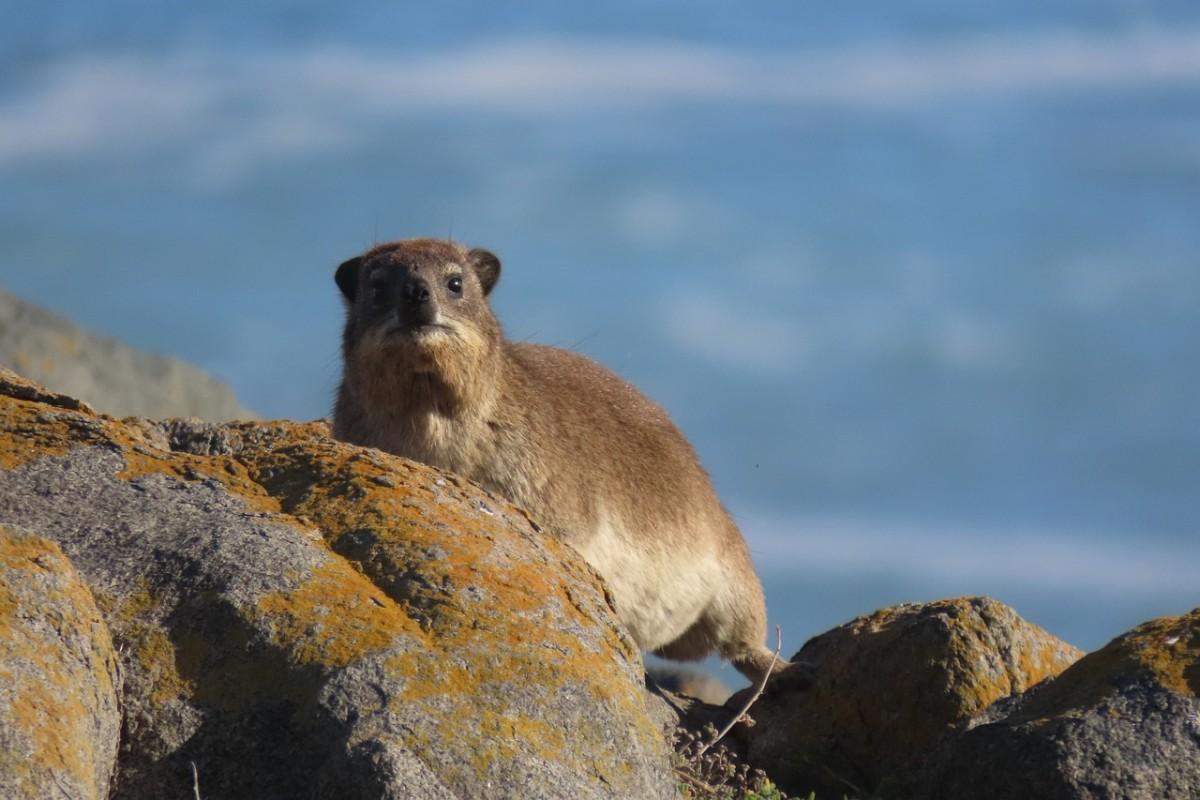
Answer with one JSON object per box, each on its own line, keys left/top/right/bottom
{"left": 403, "top": 276, "right": 431, "bottom": 304}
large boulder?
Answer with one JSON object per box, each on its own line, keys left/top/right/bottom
{"left": 737, "top": 597, "right": 1082, "bottom": 798}
{"left": 0, "top": 526, "right": 122, "bottom": 800}
{"left": 0, "top": 368, "right": 675, "bottom": 799}
{"left": 0, "top": 289, "right": 254, "bottom": 420}
{"left": 922, "top": 608, "right": 1200, "bottom": 800}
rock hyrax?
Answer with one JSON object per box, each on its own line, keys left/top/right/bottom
{"left": 333, "top": 238, "right": 784, "bottom": 683}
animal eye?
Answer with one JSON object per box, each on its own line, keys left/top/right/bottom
{"left": 446, "top": 276, "right": 463, "bottom": 295}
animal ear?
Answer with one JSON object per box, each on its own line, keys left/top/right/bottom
{"left": 468, "top": 248, "right": 501, "bottom": 296}
{"left": 335, "top": 256, "right": 363, "bottom": 302}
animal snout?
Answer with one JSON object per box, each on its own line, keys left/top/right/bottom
{"left": 403, "top": 276, "right": 431, "bottom": 304}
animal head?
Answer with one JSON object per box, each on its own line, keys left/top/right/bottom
{"left": 336, "top": 238, "right": 501, "bottom": 365}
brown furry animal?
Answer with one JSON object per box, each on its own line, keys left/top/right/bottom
{"left": 333, "top": 238, "right": 786, "bottom": 682}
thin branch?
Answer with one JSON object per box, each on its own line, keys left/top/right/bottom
{"left": 696, "top": 624, "right": 782, "bottom": 757}
{"left": 190, "top": 761, "right": 202, "bottom": 800}
{"left": 673, "top": 765, "right": 720, "bottom": 795}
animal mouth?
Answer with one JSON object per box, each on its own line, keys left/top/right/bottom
{"left": 381, "top": 319, "right": 453, "bottom": 339}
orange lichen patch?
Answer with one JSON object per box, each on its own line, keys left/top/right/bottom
{"left": 765, "top": 596, "right": 1085, "bottom": 780}
{"left": 136, "top": 622, "right": 195, "bottom": 707}
{"left": 94, "top": 584, "right": 193, "bottom": 708}
{"left": 380, "top": 592, "right": 660, "bottom": 757}
{"left": 246, "top": 449, "right": 498, "bottom": 585}
{"left": 0, "top": 528, "right": 119, "bottom": 796}
{"left": 166, "top": 604, "right": 330, "bottom": 713}
{"left": 227, "top": 436, "right": 659, "bottom": 754}
{"left": 464, "top": 709, "right": 570, "bottom": 772}
{"left": 238, "top": 440, "right": 630, "bottom": 648}
{"left": 1019, "top": 609, "right": 1200, "bottom": 722}
{"left": 2, "top": 374, "right": 668, "bottom": 778}
{"left": 1, "top": 378, "right": 287, "bottom": 516}
{"left": 388, "top": 643, "right": 614, "bottom": 705}
{"left": 1120, "top": 609, "right": 1200, "bottom": 696}
{"left": 115, "top": 446, "right": 281, "bottom": 515}
{"left": 934, "top": 598, "right": 1081, "bottom": 711}
{"left": 830, "top": 597, "right": 1079, "bottom": 713}
{"left": 0, "top": 527, "right": 61, "bottom": 567}
{"left": 249, "top": 452, "right": 409, "bottom": 535}
{"left": 1, "top": 680, "right": 98, "bottom": 792}
{"left": 254, "top": 559, "right": 425, "bottom": 670}
{"left": 0, "top": 395, "right": 79, "bottom": 469}
{"left": 384, "top": 646, "right": 657, "bottom": 777}
{"left": 0, "top": 533, "right": 118, "bottom": 702}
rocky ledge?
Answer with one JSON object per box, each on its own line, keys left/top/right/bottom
{"left": 0, "top": 368, "right": 671, "bottom": 799}
{"left": 0, "top": 367, "right": 1195, "bottom": 799}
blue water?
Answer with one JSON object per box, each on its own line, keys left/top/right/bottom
{"left": 3, "top": 2, "right": 1198, "bottom": 688}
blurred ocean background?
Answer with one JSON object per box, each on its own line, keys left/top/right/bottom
{"left": 3, "top": 2, "right": 1197, "bottom": 686}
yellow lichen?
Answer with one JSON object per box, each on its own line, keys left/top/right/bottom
{"left": 2, "top": 377, "right": 668, "bottom": 781}
{"left": 95, "top": 583, "right": 194, "bottom": 707}
{"left": 1070, "top": 610, "right": 1200, "bottom": 699}
{"left": 1007, "top": 609, "right": 1200, "bottom": 727}
{"left": 0, "top": 398, "right": 75, "bottom": 469}
{"left": 1, "top": 378, "right": 285, "bottom": 516}
{"left": 0, "top": 529, "right": 118, "bottom": 796}
{"left": 1123, "top": 611, "right": 1200, "bottom": 696}
{"left": 231, "top": 444, "right": 661, "bottom": 757}
{"left": 115, "top": 446, "right": 282, "bottom": 515}
{"left": 254, "top": 559, "right": 425, "bottom": 670}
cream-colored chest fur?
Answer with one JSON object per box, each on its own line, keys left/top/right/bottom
{"left": 573, "top": 503, "right": 726, "bottom": 651}
{"left": 364, "top": 410, "right": 487, "bottom": 479}
{"left": 359, "top": 409, "right": 536, "bottom": 510}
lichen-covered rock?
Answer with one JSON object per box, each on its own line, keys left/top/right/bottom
{"left": 0, "top": 525, "right": 122, "bottom": 800}
{"left": 0, "top": 368, "right": 675, "bottom": 799}
{"left": 923, "top": 609, "right": 1200, "bottom": 800}
{"left": 737, "top": 596, "right": 1082, "bottom": 798}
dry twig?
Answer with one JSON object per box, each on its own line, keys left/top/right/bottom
{"left": 696, "top": 624, "right": 782, "bottom": 757}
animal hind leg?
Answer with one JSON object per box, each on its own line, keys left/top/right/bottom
{"left": 720, "top": 619, "right": 789, "bottom": 685}
{"left": 705, "top": 579, "right": 791, "bottom": 684}
{"left": 653, "top": 616, "right": 718, "bottom": 663}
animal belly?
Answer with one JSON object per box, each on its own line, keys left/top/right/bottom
{"left": 574, "top": 515, "right": 720, "bottom": 651}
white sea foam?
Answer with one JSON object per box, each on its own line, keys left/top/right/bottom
{"left": 740, "top": 512, "right": 1198, "bottom": 595}
{"left": 4, "top": 27, "right": 1200, "bottom": 174}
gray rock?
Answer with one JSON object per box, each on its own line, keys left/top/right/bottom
{"left": 0, "top": 289, "right": 254, "bottom": 420}
{"left": 922, "top": 609, "right": 1200, "bottom": 800}
{"left": 0, "top": 525, "right": 122, "bottom": 800}
{"left": 735, "top": 597, "right": 1082, "bottom": 799}
{"left": 0, "top": 369, "right": 675, "bottom": 799}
